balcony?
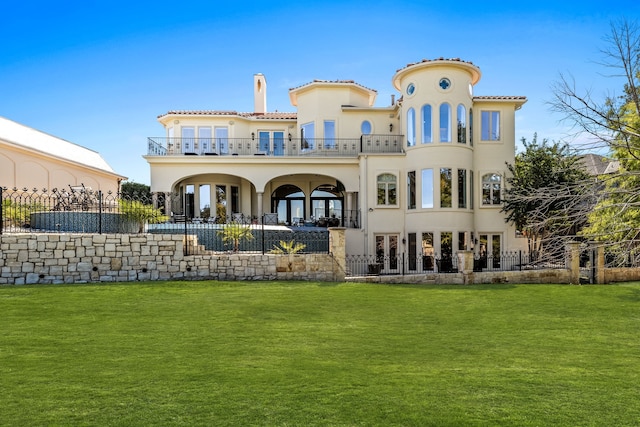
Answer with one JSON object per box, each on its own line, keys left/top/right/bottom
{"left": 147, "top": 135, "right": 404, "bottom": 158}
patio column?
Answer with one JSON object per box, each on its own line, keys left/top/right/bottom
{"left": 257, "top": 192, "right": 264, "bottom": 219}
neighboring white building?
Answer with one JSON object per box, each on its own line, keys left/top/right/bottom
{"left": 144, "top": 58, "right": 527, "bottom": 261}
{"left": 0, "top": 116, "right": 126, "bottom": 193}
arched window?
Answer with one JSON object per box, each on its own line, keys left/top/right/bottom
{"left": 421, "top": 104, "right": 432, "bottom": 144}
{"left": 407, "top": 108, "right": 416, "bottom": 147}
{"left": 482, "top": 173, "right": 501, "bottom": 205}
{"left": 439, "top": 103, "right": 451, "bottom": 142}
{"left": 271, "top": 184, "right": 305, "bottom": 224}
{"left": 457, "top": 104, "right": 466, "bottom": 144}
{"left": 377, "top": 173, "right": 397, "bottom": 205}
{"left": 311, "top": 184, "right": 343, "bottom": 224}
{"left": 361, "top": 120, "right": 372, "bottom": 135}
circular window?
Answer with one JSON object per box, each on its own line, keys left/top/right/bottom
{"left": 361, "top": 120, "right": 372, "bottom": 135}
{"left": 406, "top": 83, "right": 415, "bottom": 96}
{"left": 439, "top": 78, "right": 451, "bottom": 90}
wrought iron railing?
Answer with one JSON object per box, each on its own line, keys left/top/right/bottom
{"left": 345, "top": 251, "right": 565, "bottom": 276}
{"left": 147, "top": 134, "right": 404, "bottom": 157}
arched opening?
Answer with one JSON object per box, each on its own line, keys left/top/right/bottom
{"left": 271, "top": 184, "right": 305, "bottom": 225}
{"left": 311, "top": 183, "right": 344, "bottom": 226}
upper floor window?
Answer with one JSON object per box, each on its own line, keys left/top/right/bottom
{"left": 324, "top": 120, "right": 335, "bottom": 149}
{"left": 481, "top": 111, "right": 500, "bottom": 141}
{"left": 407, "top": 108, "right": 416, "bottom": 147}
{"left": 457, "top": 104, "right": 466, "bottom": 144}
{"left": 361, "top": 120, "right": 372, "bottom": 135}
{"left": 469, "top": 108, "right": 474, "bottom": 146}
{"left": 408, "top": 171, "right": 416, "bottom": 209}
{"left": 421, "top": 168, "right": 433, "bottom": 208}
{"left": 421, "top": 104, "right": 432, "bottom": 144}
{"left": 439, "top": 103, "right": 451, "bottom": 142}
{"left": 458, "top": 169, "right": 467, "bottom": 208}
{"left": 440, "top": 168, "right": 452, "bottom": 208}
{"left": 482, "top": 173, "right": 501, "bottom": 205}
{"left": 377, "top": 173, "right": 397, "bottom": 206}
{"left": 301, "top": 122, "right": 315, "bottom": 150}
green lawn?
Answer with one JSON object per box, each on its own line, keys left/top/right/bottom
{"left": 1, "top": 281, "right": 640, "bottom": 426}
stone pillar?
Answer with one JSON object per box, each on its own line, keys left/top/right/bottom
{"left": 595, "top": 245, "right": 605, "bottom": 284}
{"left": 457, "top": 250, "right": 475, "bottom": 285}
{"left": 566, "top": 241, "right": 581, "bottom": 284}
{"left": 165, "top": 192, "right": 172, "bottom": 216}
{"left": 329, "top": 227, "right": 346, "bottom": 281}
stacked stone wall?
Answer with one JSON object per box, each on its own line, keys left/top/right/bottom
{"left": 0, "top": 233, "right": 344, "bottom": 285}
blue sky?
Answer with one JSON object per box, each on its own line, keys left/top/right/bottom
{"left": 1, "top": 1, "right": 637, "bottom": 185}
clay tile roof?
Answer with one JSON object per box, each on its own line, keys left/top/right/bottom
{"left": 473, "top": 96, "right": 527, "bottom": 101}
{"left": 158, "top": 110, "right": 297, "bottom": 120}
{"left": 289, "top": 79, "right": 377, "bottom": 93}
{"left": 396, "top": 57, "right": 478, "bottom": 73}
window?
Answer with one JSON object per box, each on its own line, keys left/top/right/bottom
{"left": 408, "top": 171, "right": 416, "bottom": 209}
{"left": 407, "top": 108, "right": 416, "bottom": 147}
{"left": 324, "top": 120, "right": 335, "bottom": 149}
{"left": 482, "top": 173, "right": 502, "bottom": 205}
{"left": 421, "top": 169, "right": 433, "bottom": 208}
{"left": 469, "top": 108, "right": 473, "bottom": 146}
{"left": 481, "top": 111, "right": 500, "bottom": 141}
{"left": 422, "top": 232, "right": 434, "bottom": 270}
{"left": 440, "top": 168, "right": 452, "bottom": 208}
{"left": 377, "top": 173, "right": 397, "bottom": 205}
{"left": 181, "top": 127, "right": 195, "bottom": 153}
{"left": 439, "top": 103, "right": 451, "bottom": 142}
{"left": 458, "top": 169, "right": 467, "bottom": 208}
{"left": 457, "top": 104, "right": 466, "bottom": 144}
{"left": 421, "top": 104, "right": 432, "bottom": 143}
{"left": 301, "top": 122, "right": 315, "bottom": 150}
{"left": 215, "top": 127, "right": 228, "bottom": 154}
{"left": 198, "top": 127, "right": 212, "bottom": 154}
{"left": 408, "top": 233, "right": 417, "bottom": 271}
{"left": 470, "top": 170, "right": 474, "bottom": 209}
{"left": 361, "top": 120, "right": 372, "bottom": 135}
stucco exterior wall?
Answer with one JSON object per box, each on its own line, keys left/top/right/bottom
{"left": 0, "top": 144, "right": 122, "bottom": 193}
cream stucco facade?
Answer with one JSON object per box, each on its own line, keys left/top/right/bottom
{"left": 144, "top": 58, "right": 527, "bottom": 261}
{"left": 0, "top": 116, "right": 125, "bottom": 193}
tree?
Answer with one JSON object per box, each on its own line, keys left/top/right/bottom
{"left": 217, "top": 223, "right": 254, "bottom": 252}
{"left": 502, "top": 134, "right": 591, "bottom": 257}
{"left": 542, "top": 19, "right": 640, "bottom": 261}
{"left": 119, "top": 199, "right": 168, "bottom": 233}
{"left": 121, "top": 182, "right": 152, "bottom": 202}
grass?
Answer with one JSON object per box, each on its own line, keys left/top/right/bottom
{"left": 1, "top": 281, "right": 640, "bottom": 426}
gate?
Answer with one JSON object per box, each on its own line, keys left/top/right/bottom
{"left": 579, "top": 244, "right": 597, "bottom": 284}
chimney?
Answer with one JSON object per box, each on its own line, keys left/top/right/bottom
{"left": 254, "top": 74, "right": 267, "bottom": 114}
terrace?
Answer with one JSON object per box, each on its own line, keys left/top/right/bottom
{"left": 147, "top": 134, "right": 404, "bottom": 157}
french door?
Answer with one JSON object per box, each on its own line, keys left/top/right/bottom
{"left": 258, "top": 131, "right": 285, "bottom": 156}
{"left": 375, "top": 234, "right": 399, "bottom": 272}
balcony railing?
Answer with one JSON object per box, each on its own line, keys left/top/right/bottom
{"left": 147, "top": 134, "right": 404, "bottom": 157}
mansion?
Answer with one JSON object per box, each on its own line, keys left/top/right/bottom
{"left": 144, "top": 58, "right": 527, "bottom": 260}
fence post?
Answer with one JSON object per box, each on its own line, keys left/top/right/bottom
{"left": 98, "top": 190, "right": 103, "bottom": 234}
{"left": 183, "top": 192, "right": 189, "bottom": 256}
{"left": 0, "top": 187, "right": 3, "bottom": 236}
{"left": 566, "top": 241, "right": 581, "bottom": 284}
{"left": 261, "top": 214, "right": 265, "bottom": 254}
{"left": 519, "top": 250, "right": 522, "bottom": 271}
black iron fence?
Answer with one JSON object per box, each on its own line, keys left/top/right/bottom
{"left": 1, "top": 187, "right": 329, "bottom": 255}
{"left": 346, "top": 251, "right": 564, "bottom": 276}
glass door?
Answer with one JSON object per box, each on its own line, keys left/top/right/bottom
{"left": 375, "top": 234, "right": 399, "bottom": 272}
{"left": 215, "top": 127, "right": 228, "bottom": 154}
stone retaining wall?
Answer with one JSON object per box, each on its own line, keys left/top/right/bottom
{"left": 0, "top": 232, "right": 345, "bottom": 285}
